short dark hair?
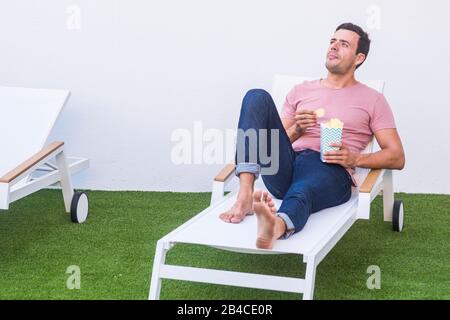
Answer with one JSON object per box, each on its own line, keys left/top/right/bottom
{"left": 336, "top": 23, "right": 371, "bottom": 69}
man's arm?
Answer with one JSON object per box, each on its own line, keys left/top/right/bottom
{"left": 356, "top": 128, "right": 405, "bottom": 170}
{"left": 282, "top": 118, "right": 303, "bottom": 143}
{"left": 324, "top": 129, "right": 405, "bottom": 170}
{"left": 282, "top": 109, "right": 318, "bottom": 143}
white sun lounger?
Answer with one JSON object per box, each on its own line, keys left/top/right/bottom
{"left": 149, "top": 75, "right": 405, "bottom": 300}
{"left": 0, "top": 86, "right": 89, "bottom": 223}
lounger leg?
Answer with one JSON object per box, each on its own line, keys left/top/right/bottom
{"left": 211, "top": 181, "right": 225, "bottom": 205}
{"left": 382, "top": 170, "right": 394, "bottom": 222}
{"left": 357, "top": 193, "right": 371, "bottom": 220}
{"left": 149, "top": 240, "right": 169, "bottom": 300}
{"left": 55, "top": 150, "right": 74, "bottom": 213}
{"left": 303, "top": 257, "right": 317, "bottom": 300}
{"left": 0, "top": 183, "right": 10, "bottom": 210}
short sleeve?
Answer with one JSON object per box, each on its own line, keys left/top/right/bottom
{"left": 370, "top": 94, "right": 397, "bottom": 133}
{"left": 280, "top": 85, "right": 298, "bottom": 119}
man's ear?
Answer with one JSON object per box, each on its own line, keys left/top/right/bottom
{"left": 355, "top": 53, "right": 366, "bottom": 67}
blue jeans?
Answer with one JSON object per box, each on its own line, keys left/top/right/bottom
{"left": 235, "top": 89, "right": 352, "bottom": 238}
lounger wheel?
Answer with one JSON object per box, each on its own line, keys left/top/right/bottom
{"left": 392, "top": 199, "right": 404, "bottom": 232}
{"left": 70, "top": 191, "right": 89, "bottom": 223}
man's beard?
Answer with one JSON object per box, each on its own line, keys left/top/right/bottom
{"left": 326, "top": 61, "right": 346, "bottom": 75}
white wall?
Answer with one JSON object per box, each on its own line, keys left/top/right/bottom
{"left": 1, "top": 0, "right": 449, "bottom": 194}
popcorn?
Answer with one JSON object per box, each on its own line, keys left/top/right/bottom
{"left": 315, "top": 108, "right": 325, "bottom": 117}
{"left": 322, "top": 118, "right": 344, "bottom": 129}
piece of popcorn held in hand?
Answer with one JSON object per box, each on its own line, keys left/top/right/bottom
{"left": 320, "top": 118, "right": 344, "bottom": 162}
{"left": 315, "top": 108, "right": 326, "bottom": 118}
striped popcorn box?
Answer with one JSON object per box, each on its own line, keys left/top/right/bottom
{"left": 320, "top": 119, "right": 344, "bottom": 162}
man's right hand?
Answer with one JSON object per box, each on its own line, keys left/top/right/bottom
{"left": 294, "top": 109, "right": 317, "bottom": 134}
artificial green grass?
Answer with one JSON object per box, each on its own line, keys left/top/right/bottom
{"left": 0, "top": 190, "right": 448, "bottom": 300}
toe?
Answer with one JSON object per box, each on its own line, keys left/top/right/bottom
{"left": 253, "top": 190, "right": 263, "bottom": 203}
{"left": 230, "top": 215, "right": 243, "bottom": 223}
{"left": 262, "top": 191, "right": 269, "bottom": 203}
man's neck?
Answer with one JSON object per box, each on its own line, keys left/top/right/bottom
{"left": 323, "top": 73, "right": 358, "bottom": 89}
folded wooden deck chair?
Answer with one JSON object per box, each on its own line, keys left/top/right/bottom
{"left": 0, "top": 86, "right": 89, "bottom": 223}
{"left": 149, "top": 75, "right": 404, "bottom": 300}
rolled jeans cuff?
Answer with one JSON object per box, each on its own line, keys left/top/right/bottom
{"left": 276, "top": 212, "right": 296, "bottom": 239}
{"left": 235, "top": 163, "right": 260, "bottom": 180}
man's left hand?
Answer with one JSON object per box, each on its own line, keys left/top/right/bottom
{"left": 323, "top": 142, "right": 360, "bottom": 168}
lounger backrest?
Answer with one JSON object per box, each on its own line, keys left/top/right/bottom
{"left": 270, "top": 74, "right": 385, "bottom": 188}
{"left": 0, "top": 86, "right": 70, "bottom": 176}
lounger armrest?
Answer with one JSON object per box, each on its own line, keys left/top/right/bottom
{"left": 0, "top": 141, "right": 64, "bottom": 183}
{"left": 214, "top": 163, "right": 236, "bottom": 182}
{"left": 359, "top": 169, "right": 384, "bottom": 193}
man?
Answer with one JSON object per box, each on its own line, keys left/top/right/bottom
{"left": 219, "top": 23, "right": 405, "bottom": 249}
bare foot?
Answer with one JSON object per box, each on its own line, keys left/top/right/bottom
{"left": 219, "top": 196, "right": 253, "bottom": 224}
{"left": 253, "top": 190, "right": 280, "bottom": 249}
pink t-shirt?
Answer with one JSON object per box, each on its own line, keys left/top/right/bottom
{"left": 281, "top": 79, "right": 396, "bottom": 187}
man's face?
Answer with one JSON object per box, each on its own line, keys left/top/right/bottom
{"left": 325, "top": 29, "right": 365, "bottom": 74}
